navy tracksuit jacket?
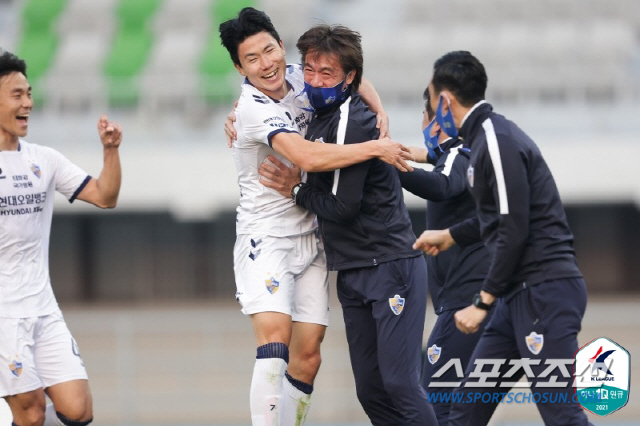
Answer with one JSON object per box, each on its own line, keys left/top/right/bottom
{"left": 445, "top": 101, "right": 591, "bottom": 426}
{"left": 295, "top": 92, "right": 437, "bottom": 426}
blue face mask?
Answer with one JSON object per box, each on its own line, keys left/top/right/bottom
{"left": 303, "top": 78, "right": 350, "bottom": 111}
{"left": 423, "top": 118, "right": 443, "bottom": 161}
{"left": 435, "top": 94, "right": 459, "bottom": 138}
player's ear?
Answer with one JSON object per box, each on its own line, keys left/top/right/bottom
{"left": 234, "top": 63, "right": 246, "bottom": 77}
{"left": 279, "top": 39, "right": 285, "bottom": 54}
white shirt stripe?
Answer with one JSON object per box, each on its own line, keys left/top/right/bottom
{"left": 332, "top": 97, "right": 352, "bottom": 195}
{"left": 482, "top": 118, "right": 509, "bottom": 215}
{"left": 441, "top": 148, "right": 459, "bottom": 177}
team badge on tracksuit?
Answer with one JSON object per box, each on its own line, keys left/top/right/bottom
{"left": 389, "top": 295, "right": 405, "bottom": 315}
{"left": 427, "top": 344, "right": 442, "bottom": 364}
{"left": 525, "top": 331, "right": 544, "bottom": 355}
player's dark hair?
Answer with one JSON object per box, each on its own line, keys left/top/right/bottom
{"left": 296, "top": 24, "right": 363, "bottom": 92}
{"left": 423, "top": 86, "right": 434, "bottom": 119}
{"left": 0, "top": 50, "right": 27, "bottom": 83}
{"left": 219, "top": 7, "right": 281, "bottom": 66}
{"left": 432, "top": 51, "right": 486, "bottom": 107}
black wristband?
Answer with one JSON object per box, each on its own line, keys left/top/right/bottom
{"left": 472, "top": 293, "right": 493, "bottom": 310}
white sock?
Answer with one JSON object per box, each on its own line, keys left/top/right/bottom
{"left": 250, "top": 357, "right": 287, "bottom": 426}
{"left": 280, "top": 374, "right": 312, "bottom": 426}
{"left": 43, "top": 403, "right": 64, "bottom": 426}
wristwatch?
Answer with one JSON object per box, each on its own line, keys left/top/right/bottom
{"left": 291, "top": 182, "right": 304, "bottom": 203}
{"left": 472, "top": 293, "right": 493, "bottom": 311}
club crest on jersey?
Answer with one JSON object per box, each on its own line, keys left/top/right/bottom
{"left": 265, "top": 275, "right": 280, "bottom": 294}
{"left": 427, "top": 344, "right": 442, "bottom": 364}
{"left": 467, "top": 165, "right": 474, "bottom": 187}
{"left": 31, "top": 163, "right": 41, "bottom": 178}
{"left": 9, "top": 360, "right": 22, "bottom": 377}
{"left": 525, "top": 331, "right": 544, "bottom": 355}
{"left": 389, "top": 294, "right": 405, "bottom": 315}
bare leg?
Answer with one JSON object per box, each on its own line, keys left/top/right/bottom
{"left": 44, "top": 379, "right": 92, "bottom": 425}
{"left": 5, "top": 389, "right": 46, "bottom": 426}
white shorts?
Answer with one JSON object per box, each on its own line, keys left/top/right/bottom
{"left": 0, "top": 309, "right": 88, "bottom": 397}
{"left": 234, "top": 232, "right": 330, "bottom": 326}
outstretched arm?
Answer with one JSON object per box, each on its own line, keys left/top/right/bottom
{"left": 76, "top": 115, "right": 122, "bottom": 208}
{"left": 271, "top": 131, "right": 413, "bottom": 173}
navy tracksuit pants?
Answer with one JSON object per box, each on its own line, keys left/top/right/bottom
{"left": 422, "top": 307, "right": 493, "bottom": 425}
{"left": 448, "top": 278, "right": 593, "bottom": 426}
{"left": 337, "top": 255, "right": 437, "bottom": 426}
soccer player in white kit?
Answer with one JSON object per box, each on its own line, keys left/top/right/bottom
{"left": 0, "top": 51, "right": 122, "bottom": 426}
{"left": 219, "top": 8, "right": 413, "bottom": 426}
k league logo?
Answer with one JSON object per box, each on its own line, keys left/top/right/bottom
{"left": 575, "top": 337, "right": 630, "bottom": 416}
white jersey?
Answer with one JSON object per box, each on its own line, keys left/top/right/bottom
{"left": 0, "top": 140, "right": 89, "bottom": 318}
{"left": 234, "top": 64, "right": 316, "bottom": 237}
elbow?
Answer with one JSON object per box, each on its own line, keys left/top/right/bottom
{"left": 297, "top": 157, "right": 322, "bottom": 173}
{"left": 96, "top": 197, "right": 118, "bottom": 209}
{"left": 96, "top": 203, "right": 116, "bottom": 210}
{"left": 333, "top": 203, "right": 360, "bottom": 223}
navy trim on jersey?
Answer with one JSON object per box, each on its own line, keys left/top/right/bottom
{"left": 267, "top": 128, "right": 298, "bottom": 147}
{"left": 252, "top": 94, "right": 270, "bottom": 104}
{"left": 69, "top": 175, "right": 91, "bottom": 203}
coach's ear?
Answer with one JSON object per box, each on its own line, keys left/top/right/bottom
{"left": 345, "top": 69, "right": 356, "bottom": 85}
{"left": 439, "top": 90, "right": 458, "bottom": 112}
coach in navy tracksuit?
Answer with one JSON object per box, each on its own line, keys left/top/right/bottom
{"left": 260, "top": 25, "right": 437, "bottom": 426}
{"left": 414, "top": 51, "right": 592, "bottom": 426}
{"left": 399, "top": 88, "right": 490, "bottom": 425}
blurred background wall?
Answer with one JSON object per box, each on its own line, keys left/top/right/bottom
{"left": 1, "top": 0, "right": 639, "bottom": 424}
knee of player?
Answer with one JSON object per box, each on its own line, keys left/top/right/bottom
{"left": 292, "top": 345, "right": 322, "bottom": 368}
{"left": 9, "top": 394, "right": 46, "bottom": 426}
{"left": 18, "top": 407, "right": 46, "bottom": 426}
{"left": 54, "top": 412, "right": 93, "bottom": 425}
{"left": 302, "top": 349, "right": 323, "bottom": 372}
{"left": 56, "top": 396, "right": 93, "bottom": 424}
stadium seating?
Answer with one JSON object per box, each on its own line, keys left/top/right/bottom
{"left": 198, "top": 30, "right": 240, "bottom": 105}
{"left": 103, "top": 0, "right": 160, "bottom": 107}
{"left": 15, "top": 0, "right": 67, "bottom": 106}
{"left": 21, "top": 0, "right": 66, "bottom": 33}
{"left": 6, "top": 0, "right": 639, "bottom": 111}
